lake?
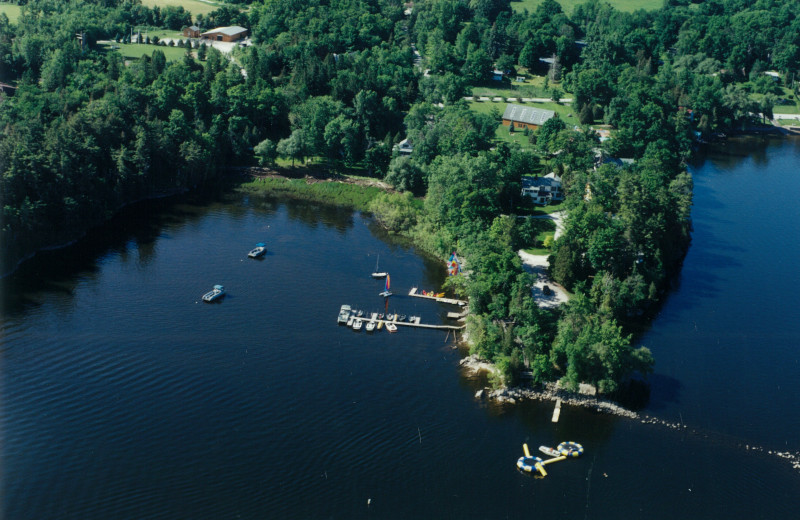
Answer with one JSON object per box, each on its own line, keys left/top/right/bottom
{"left": 2, "top": 139, "right": 799, "bottom": 519}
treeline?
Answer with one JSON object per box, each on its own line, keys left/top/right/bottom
{"left": 2, "top": 0, "right": 792, "bottom": 393}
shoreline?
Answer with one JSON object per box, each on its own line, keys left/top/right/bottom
{"left": 459, "top": 355, "right": 800, "bottom": 471}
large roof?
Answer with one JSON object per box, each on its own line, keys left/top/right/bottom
{"left": 201, "top": 26, "right": 248, "bottom": 37}
{"left": 502, "top": 104, "right": 555, "bottom": 126}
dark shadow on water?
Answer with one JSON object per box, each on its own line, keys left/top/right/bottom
{"left": 640, "top": 373, "right": 682, "bottom": 412}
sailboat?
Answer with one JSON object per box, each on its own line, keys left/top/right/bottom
{"left": 379, "top": 274, "right": 393, "bottom": 297}
{"left": 371, "top": 254, "right": 387, "bottom": 278}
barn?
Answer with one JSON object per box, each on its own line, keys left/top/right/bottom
{"left": 501, "top": 104, "right": 555, "bottom": 130}
{"left": 200, "top": 26, "right": 248, "bottom": 42}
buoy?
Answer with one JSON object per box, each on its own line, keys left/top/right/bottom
{"left": 557, "top": 441, "right": 584, "bottom": 457}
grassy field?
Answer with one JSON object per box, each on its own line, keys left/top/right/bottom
{"left": 100, "top": 42, "right": 192, "bottom": 62}
{"left": 471, "top": 74, "right": 558, "bottom": 99}
{"left": 0, "top": 3, "right": 21, "bottom": 23}
{"left": 469, "top": 99, "right": 580, "bottom": 150}
{"left": 141, "top": 0, "right": 224, "bottom": 17}
{"left": 510, "top": 0, "right": 661, "bottom": 14}
{"left": 238, "top": 176, "right": 384, "bottom": 212}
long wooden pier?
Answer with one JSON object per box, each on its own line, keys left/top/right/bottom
{"left": 408, "top": 287, "right": 467, "bottom": 306}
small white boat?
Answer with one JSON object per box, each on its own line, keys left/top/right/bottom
{"left": 385, "top": 322, "right": 397, "bottom": 333}
{"left": 372, "top": 254, "right": 387, "bottom": 278}
{"left": 202, "top": 285, "right": 225, "bottom": 302}
{"left": 338, "top": 305, "right": 352, "bottom": 324}
{"left": 347, "top": 315, "right": 354, "bottom": 327}
{"left": 248, "top": 242, "right": 267, "bottom": 258}
{"left": 365, "top": 320, "right": 376, "bottom": 332}
{"left": 352, "top": 318, "right": 363, "bottom": 331}
{"left": 539, "top": 446, "right": 560, "bottom": 458}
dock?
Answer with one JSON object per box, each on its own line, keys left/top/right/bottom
{"left": 408, "top": 287, "right": 467, "bottom": 306}
{"left": 551, "top": 399, "right": 562, "bottom": 422}
{"left": 340, "top": 309, "right": 464, "bottom": 331}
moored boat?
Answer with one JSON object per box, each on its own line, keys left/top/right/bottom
{"left": 539, "top": 446, "right": 560, "bottom": 458}
{"left": 202, "top": 285, "right": 225, "bottom": 302}
{"left": 338, "top": 305, "right": 352, "bottom": 324}
{"left": 371, "top": 254, "right": 387, "bottom": 278}
{"left": 347, "top": 315, "right": 355, "bottom": 327}
{"left": 352, "top": 318, "right": 363, "bottom": 331}
{"left": 248, "top": 242, "right": 267, "bottom": 258}
{"left": 385, "top": 322, "right": 397, "bottom": 333}
{"left": 365, "top": 320, "right": 376, "bottom": 332}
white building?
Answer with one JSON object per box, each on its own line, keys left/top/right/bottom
{"left": 521, "top": 173, "right": 563, "bottom": 205}
{"left": 394, "top": 138, "right": 413, "bottom": 155}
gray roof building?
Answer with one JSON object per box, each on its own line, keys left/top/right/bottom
{"left": 502, "top": 104, "right": 556, "bottom": 127}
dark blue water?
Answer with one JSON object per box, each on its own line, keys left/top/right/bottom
{"left": 2, "top": 140, "right": 799, "bottom": 519}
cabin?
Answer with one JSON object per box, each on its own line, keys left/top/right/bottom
{"left": 502, "top": 104, "right": 555, "bottom": 130}
{"left": 200, "top": 26, "right": 248, "bottom": 42}
{"left": 521, "top": 173, "right": 563, "bottom": 205}
{"left": 182, "top": 26, "right": 201, "bottom": 38}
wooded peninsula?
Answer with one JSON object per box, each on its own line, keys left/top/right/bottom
{"left": 2, "top": 0, "right": 798, "bottom": 395}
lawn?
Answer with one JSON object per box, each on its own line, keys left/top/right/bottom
{"left": 471, "top": 74, "right": 559, "bottom": 99}
{"left": 510, "top": 0, "right": 662, "bottom": 14}
{"left": 141, "top": 0, "right": 224, "bottom": 17}
{"left": 523, "top": 219, "right": 556, "bottom": 255}
{"left": 0, "top": 3, "right": 21, "bottom": 23}
{"left": 100, "top": 42, "right": 192, "bottom": 62}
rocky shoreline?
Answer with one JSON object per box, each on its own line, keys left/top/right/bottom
{"left": 460, "top": 354, "right": 800, "bottom": 473}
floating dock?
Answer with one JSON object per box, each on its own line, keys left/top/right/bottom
{"left": 408, "top": 287, "right": 467, "bottom": 306}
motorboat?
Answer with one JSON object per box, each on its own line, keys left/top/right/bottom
{"left": 338, "top": 305, "right": 352, "bottom": 324}
{"left": 202, "top": 285, "right": 225, "bottom": 302}
{"left": 248, "top": 242, "right": 267, "bottom": 258}
{"left": 365, "top": 320, "right": 376, "bottom": 332}
{"left": 352, "top": 318, "right": 363, "bottom": 331}
{"left": 347, "top": 315, "right": 355, "bottom": 327}
{"left": 385, "top": 322, "right": 398, "bottom": 333}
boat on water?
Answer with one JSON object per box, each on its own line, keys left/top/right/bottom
{"left": 365, "top": 320, "right": 376, "bottom": 332}
{"left": 357, "top": 310, "right": 364, "bottom": 317}
{"left": 539, "top": 446, "right": 560, "bottom": 458}
{"left": 338, "top": 304, "right": 352, "bottom": 324}
{"left": 248, "top": 242, "right": 267, "bottom": 258}
{"left": 398, "top": 314, "right": 407, "bottom": 322}
{"left": 347, "top": 315, "right": 355, "bottom": 327}
{"left": 202, "top": 285, "right": 225, "bottom": 302}
{"left": 372, "top": 254, "right": 387, "bottom": 278}
{"left": 352, "top": 318, "right": 363, "bottom": 331}
{"left": 379, "top": 274, "right": 393, "bottom": 297}
{"left": 385, "top": 322, "right": 398, "bottom": 333}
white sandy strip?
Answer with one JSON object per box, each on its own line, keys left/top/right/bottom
{"left": 517, "top": 250, "right": 569, "bottom": 308}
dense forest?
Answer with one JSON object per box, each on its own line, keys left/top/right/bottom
{"left": 2, "top": 0, "right": 799, "bottom": 394}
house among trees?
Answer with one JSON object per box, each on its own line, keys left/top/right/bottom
{"left": 521, "top": 173, "right": 564, "bottom": 205}
{"left": 394, "top": 138, "right": 413, "bottom": 155}
{"left": 182, "top": 26, "right": 201, "bottom": 38}
{"left": 200, "top": 26, "right": 248, "bottom": 42}
{"left": 502, "top": 104, "right": 555, "bottom": 130}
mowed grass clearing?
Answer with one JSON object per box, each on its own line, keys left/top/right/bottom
{"left": 511, "top": 0, "right": 661, "bottom": 14}
{"left": 0, "top": 3, "right": 22, "bottom": 23}
{"left": 141, "top": 0, "right": 223, "bottom": 17}
{"left": 100, "top": 42, "right": 192, "bottom": 62}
